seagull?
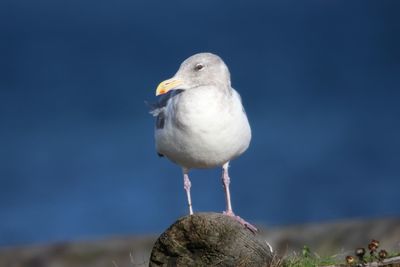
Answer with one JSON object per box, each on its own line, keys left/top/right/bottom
{"left": 149, "top": 53, "right": 255, "bottom": 231}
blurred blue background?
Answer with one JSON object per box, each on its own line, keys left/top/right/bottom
{"left": 1, "top": 0, "right": 399, "bottom": 247}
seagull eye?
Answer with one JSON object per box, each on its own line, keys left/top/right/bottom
{"left": 194, "top": 64, "right": 204, "bottom": 71}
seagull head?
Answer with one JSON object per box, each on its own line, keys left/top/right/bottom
{"left": 155, "top": 53, "right": 231, "bottom": 96}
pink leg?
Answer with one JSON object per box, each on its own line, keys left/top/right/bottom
{"left": 183, "top": 168, "right": 193, "bottom": 215}
{"left": 222, "top": 162, "right": 257, "bottom": 233}
{"left": 222, "top": 162, "right": 233, "bottom": 214}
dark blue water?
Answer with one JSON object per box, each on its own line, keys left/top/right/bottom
{"left": 1, "top": 0, "right": 400, "bottom": 247}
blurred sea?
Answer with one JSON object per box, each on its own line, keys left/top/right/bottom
{"left": 1, "top": 0, "right": 399, "bottom": 247}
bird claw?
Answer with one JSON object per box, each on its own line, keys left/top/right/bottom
{"left": 223, "top": 211, "right": 258, "bottom": 233}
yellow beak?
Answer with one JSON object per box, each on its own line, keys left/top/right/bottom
{"left": 155, "top": 78, "right": 183, "bottom": 96}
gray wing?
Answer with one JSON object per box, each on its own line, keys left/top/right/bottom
{"left": 146, "top": 89, "right": 185, "bottom": 157}
{"left": 146, "top": 89, "right": 184, "bottom": 129}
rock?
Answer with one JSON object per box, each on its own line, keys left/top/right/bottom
{"left": 149, "top": 212, "right": 273, "bottom": 267}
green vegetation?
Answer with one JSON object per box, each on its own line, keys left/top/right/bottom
{"left": 271, "top": 242, "right": 400, "bottom": 267}
{"left": 279, "top": 246, "right": 339, "bottom": 267}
